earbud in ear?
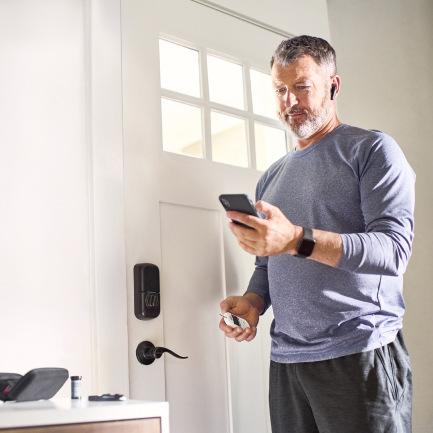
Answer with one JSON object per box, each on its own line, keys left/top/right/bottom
{"left": 331, "top": 85, "right": 337, "bottom": 100}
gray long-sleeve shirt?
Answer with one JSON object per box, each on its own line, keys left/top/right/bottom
{"left": 246, "top": 124, "right": 415, "bottom": 363}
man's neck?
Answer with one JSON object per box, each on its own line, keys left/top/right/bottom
{"left": 296, "top": 115, "right": 342, "bottom": 151}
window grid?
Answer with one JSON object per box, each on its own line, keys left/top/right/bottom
{"left": 159, "top": 35, "right": 290, "bottom": 170}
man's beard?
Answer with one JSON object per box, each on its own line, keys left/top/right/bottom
{"left": 278, "top": 91, "right": 331, "bottom": 140}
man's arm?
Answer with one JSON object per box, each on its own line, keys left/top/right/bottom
{"left": 281, "top": 224, "right": 344, "bottom": 268}
{"left": 227, "top": 202, "right": 344, "bottom": 268}
{"left": 217, "top": 250, "right": 269, "bottom": 343}
{"left": 244, "top": 292, "right": 266, "bottom": 315}
{"left": 227, "top": 137, "right": 415, "bottom": 276}
{"left": 336, "top": 136, "right": 415, "bottom": 276}
{"left": 309, "top": 229, "right": 342, "bottom": 267}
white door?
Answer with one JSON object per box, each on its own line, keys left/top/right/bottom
{"left": 121, "top": 1, "right": 292, "bottom": 432}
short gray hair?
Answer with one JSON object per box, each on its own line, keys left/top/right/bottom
{"left": 270, "top": 35, "right": 337, "bottom": 76}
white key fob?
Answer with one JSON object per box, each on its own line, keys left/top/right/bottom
{"left": 221, "top": 313, "right": 250, "bottom": 330}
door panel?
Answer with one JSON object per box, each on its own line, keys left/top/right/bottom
{"left": 160, "top": 203, "right": 230, "bottom": 433}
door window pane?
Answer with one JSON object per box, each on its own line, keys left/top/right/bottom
{"left": 161, "top": 99, "right": 203, "bottom": 158}
{"left": 254, "top": 124, "right": 287, "bottom": 171}
{"left": 250, "top": 69, "right": 277, "bottom": 120}
{"left": 159, "top": 39, "right": 201, "bottom": 97}
{"left": 211, "top": 112, "right": 248, "bottom": 167}
{"left": 207, "top": 56, "right": 244, "bottom": 110}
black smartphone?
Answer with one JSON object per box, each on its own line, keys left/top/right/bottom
{"left": 88, "top": 394, "right": 126, "bottom": 401}
{"left": 219, "top": 194, "right": 261, "bottom": 229}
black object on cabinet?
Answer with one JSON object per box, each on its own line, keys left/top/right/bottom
{"left": 0, "top": 368, "right": 69, "bottom": 402}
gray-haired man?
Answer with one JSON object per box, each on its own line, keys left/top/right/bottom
{"left": 219, "top": 35, "right": 414, "bottom": 432}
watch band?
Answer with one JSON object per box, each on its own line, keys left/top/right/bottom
{"left": 295, "top": 227, "right": 315, "bottom": 258}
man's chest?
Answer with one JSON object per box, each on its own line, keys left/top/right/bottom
{"left": 260, "top": 155, "right": 365, "bottom": 233}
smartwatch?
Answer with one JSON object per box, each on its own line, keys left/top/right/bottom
{"left": 295, "top": 228, "right": 315, "bottom": 258}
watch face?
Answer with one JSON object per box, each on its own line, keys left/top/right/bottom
{"left": 297, "top": 238, "right": 315, "bottom": 257}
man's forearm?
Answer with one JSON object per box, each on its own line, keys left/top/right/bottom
{"left": 309, "top": 229, "right": 342, "bottom": 267}
{"left": 243, "top": 292, "right": 266, "bottom": 315}
{"left": 286, "top": 227, "right": 342, "bottom": 267}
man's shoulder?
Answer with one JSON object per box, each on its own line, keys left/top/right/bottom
{"left": 336, "top": 124, "right": 393, "bottom": 144}
{"left": 337, "top": 125, "right": 413, "bottom": 177}
{"left": 334, "top": 124, "right": 402, "bottom": 159}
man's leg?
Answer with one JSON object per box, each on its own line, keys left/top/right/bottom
{"left": 296, "top": 331, "right": 412, "bottom": 433}
{"left": 269, "top": 360, "right": 320, "bottom": 433}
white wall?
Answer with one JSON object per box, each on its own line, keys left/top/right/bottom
{"left": 327, "top": 1, "right": 433, "bottom": 431}
{"left": 0, "top": 0, "right": 92, "bottom": 396}
{"left": 0, "top": 0, "right": 128, "bottom": 398}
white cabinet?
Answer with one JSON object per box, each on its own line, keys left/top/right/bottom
{"left": 0, "top": 399, "right": 169, "bottom": 433}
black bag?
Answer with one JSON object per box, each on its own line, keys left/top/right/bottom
{"left": 0, "top": 368, "right": 69, "bottom": 402}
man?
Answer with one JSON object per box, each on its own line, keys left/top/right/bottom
{"left": 219, "top": 35, "right": 415, "bottom": 433}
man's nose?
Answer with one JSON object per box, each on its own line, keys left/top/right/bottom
{"left": 283, "top": 91, "right": 298, "bottom": 108}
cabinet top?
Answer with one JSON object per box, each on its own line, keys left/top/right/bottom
{"left": 0, "top": 398, "right": 169, "bottom": 431}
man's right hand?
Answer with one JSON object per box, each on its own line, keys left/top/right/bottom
{"left": 219, "top": 294, "right": 263, "bottom": 342}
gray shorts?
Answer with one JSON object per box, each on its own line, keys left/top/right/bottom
{"left": 269, "top": 331, "right": 412, "bottom": 433}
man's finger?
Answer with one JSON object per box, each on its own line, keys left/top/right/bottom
{"left": 226, "top": 211, "right": 264, "bottom": 231}
{"left": 245, "top": 327, "right": 257, "bottom": 342}
{"left": 228, "top": 223, "right": 263, "bottom": 248}
{"left": 235, "top": 328, "right": 252, "bottom": 342}
{"left": 225, "top": 330, "right": 241, "bottom": 338}
{"left": 219, "top": 318, "right": 244, "bottom": 336}
{"left": 229, "top": 221, "right": 261, "bottom": 242}
{"left": 219, "top": 318, "right": 232, "bottom": 333}
{"left": 220, "top": 297, "right": 237, "bottom": 313}
{"left": 219, "top": 319, "right": 235, "bottom": 335}
{"left": 220, "top": 300, "right": 229, "bottom": 314}
{"left": 230, "top": 225, "right": 261, "bottom": 248}
{"left": 220, "top": 316, "right": 258, "bottom": 342}
{"left": 255, "top": 200, "right": 277, "bottom": 219}
{"left": 238, "top": 237, "right": 260, "bottom": 249}
{"left": 238, "top": 239, "right": 261, "bottom": 256}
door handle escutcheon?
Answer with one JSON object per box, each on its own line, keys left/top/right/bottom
{"left": 136, "top": 341, "right": 188, "bottom": 365}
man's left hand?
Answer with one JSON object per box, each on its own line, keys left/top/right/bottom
{"left": 227, "top": 200, "right": 303, "bottom": 257}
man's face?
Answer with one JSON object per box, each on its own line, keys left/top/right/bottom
{"left": 271, "top": 55, "right": 332, "bottom": 139}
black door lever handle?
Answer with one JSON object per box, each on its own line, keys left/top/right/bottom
{"left": 136, "top": 341, "right": 188, "bottom": 365}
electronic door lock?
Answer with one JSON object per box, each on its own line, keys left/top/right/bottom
{"left": 134, "top": 263, "right": 160, "bottom": 320}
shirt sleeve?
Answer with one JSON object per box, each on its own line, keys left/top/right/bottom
{"left": 336, "top": 134, "right": 415, "bottom": 276}
{"left": 245, "top": 256, "right": 271, "bottom": 314}
{"left": 244, "top": 177, "right": 271, "bottom": 313}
